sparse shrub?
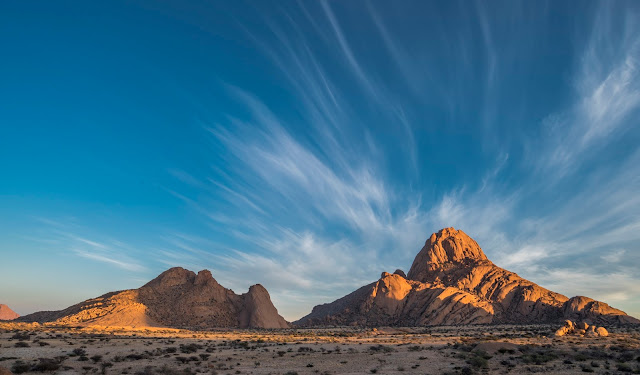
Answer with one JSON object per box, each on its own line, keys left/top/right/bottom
{"left": 101, "top": 362, "right": 113, "bottom": 375}
{"left": 369, "top": 345, "right": 395, "bottom": 353}
{"left": 520, "top": 351, "right": 558, "bottom": 365}
{"left": 473, "top": 350, "right": 492, "bottom": 360}
{"left": 574, "top": 353, "right": 588, "bottom": 362}
{"left": 500, "top": 359, "right": 514, "bottom": 368}
{"left": 14, "top": 342, "right": 30, "bottom": 348}
{"left": 134, "top": 366, "right": 155, "bottom": 375}
{"left": 468, "top": 356, "right": 488, "bottom": 369}
{"left": 32, "top": 358, "right": 62, "bottom": 372}
{"left": 72, "top": 348, "right": 87, "bottom": 357}
{"left": 179, "top": 343, "right": 201, "bottom": 354}
{"left": 580, "top": 365, "right": 595, "bottom": 372}
{"left": 11, "top": 332, "right": 30, "bottom": 341}
{"left": 619, "top": 352, "right": 636, "bottom": 363}
{"left": 126, "top": 353, "right": 146, "bottom": 360}
{"left": 91, "top": 355, "right": 103, "bottom": 363}
{"left": 11, "top": 361, "right": 31, "bottom": 374}
{"left": 616, "top": 363, "right": 633, "bottom": 373}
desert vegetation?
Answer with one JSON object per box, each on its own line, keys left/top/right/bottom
{"left": 1, "top": 323, "right": 639, "bottom": 374}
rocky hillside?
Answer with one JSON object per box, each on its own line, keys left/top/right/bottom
{"left": 296, "top": 228, "right": 639, "bottom": 326}
{"left": 0, "top": 304, "right": 19, "bottom": 321}
{"left": 18, "top": 268, "right": 289, "bottom": 329}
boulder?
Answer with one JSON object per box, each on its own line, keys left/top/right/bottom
{"left": 555, "top": 326, "right": 570, "bottom": 337}
{"left": 595, "top": 327, "right": 609, "bottom": 337}
{"left": 563, "top": 320, "right": 575, "bottom": 330}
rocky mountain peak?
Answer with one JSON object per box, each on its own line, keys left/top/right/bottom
{"left": 297, "top": 227, "right": 638, "bottom": 327}
{"left": 195, "top": 270, "right": 216, "bottom": 285}
{"left": 17, "top": 267, "right": 289, "bottom": 329}
{"left": 407, "top": 227, "right": 489, "bottom": 282}
{"left": 144, "top": 267, "right": 196, "bottom": 289}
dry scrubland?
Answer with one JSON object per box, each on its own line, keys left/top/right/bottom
{"left": 1, "top": 323, "right": 640, "bottom": 374}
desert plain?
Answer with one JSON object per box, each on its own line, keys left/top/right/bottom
{"left": 1, "top": 323, "right": 640, "bottom": 375}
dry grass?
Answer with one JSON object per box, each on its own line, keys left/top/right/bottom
{"left": 0, "top": 323, "right": 638, "bottom": 374}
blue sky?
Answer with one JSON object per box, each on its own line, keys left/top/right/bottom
{"left": 1, "top": 1, "right": 639, "bottom": 321}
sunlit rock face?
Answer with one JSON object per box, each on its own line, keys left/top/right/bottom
{"left": 17, "top": 267, "right": 289, "bottom": 329}
{"left": 296, "top": 227, "right": 640, "bottom": 326}
{"left": 554, "top": 320, "right": 610, "bottom": 337}
{"left": 0, "top": 304, "right": 19, "bottom": 321}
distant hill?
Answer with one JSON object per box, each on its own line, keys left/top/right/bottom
{"left": 296, "top": 227, "right": 639, "bottom": 326}
{"left": 0, "top": 304, "right": 19, "bottom": 321}
{"left": 18, "top": 267, "right": 289, "bottom": 329}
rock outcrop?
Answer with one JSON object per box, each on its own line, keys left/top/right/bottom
{"left": 562, "top": 296, "right": 638, "bottom": 325}
{"left": 554, "top": 320, "right": 609, "bottom": 337}
{"left": 0, "top": 304, "right": 19, "bottom": 320}
{"left": 296, "top": 227, "right": 640, "bottom": 327}
{"left": 18, "top": 267, "right": 289, "bottom": 329}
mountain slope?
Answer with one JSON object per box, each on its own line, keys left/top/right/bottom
{"left": 0, "top": 304, "right": 20, "bottom": 321}
{"left": 18, "top": 268, "right": 289, "bottom": 329}
{"left": 296, "top": 228, "right": 639, "bottom": 326}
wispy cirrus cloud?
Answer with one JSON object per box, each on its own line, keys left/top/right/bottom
{"left": 162, "top": 1, "right": 640, "bottom": 320}
{"left": 531, "top": 5, "right": 640, "bottom": 176}
{"left": 30, "top": 220, "right": 148, "bottom": 273}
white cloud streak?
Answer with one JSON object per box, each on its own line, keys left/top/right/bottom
{"left": 163, "top": 2, "right": 640, "bottom": 320}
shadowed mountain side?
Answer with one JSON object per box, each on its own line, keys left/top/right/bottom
{"left": 18, "top": 267, "right": 289, "bottom": 329}
{"left": 296, "top": 228, "right": 640, "bottom": 326}
{"left": 0, "top": 304, "right": 20, "bottom": 321}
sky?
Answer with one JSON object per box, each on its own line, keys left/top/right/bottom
{"left": 1, "top": 0, "right": 639, "bottom": 321}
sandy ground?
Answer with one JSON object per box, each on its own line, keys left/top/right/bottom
{"left": 1, "top": 323, "right": 639, "bottom": 374}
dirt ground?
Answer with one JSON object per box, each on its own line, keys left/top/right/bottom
{"left": 1, "top": 323, "right": 639, "bottom": 374}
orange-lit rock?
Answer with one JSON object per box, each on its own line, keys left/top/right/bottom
{"left": 18, "top": 267, "right": 288, "bottom": 329}
{"left": 297, "top": 228, "right": 640, "bottom": 326}
{"left": 0, "top": 304, "right": 19, "bottom": 321}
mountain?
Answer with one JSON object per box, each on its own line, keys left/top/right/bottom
{"left": 18, "top": 267, "right": 289, "bottom": 329}
{"left": 0, "top": 304, "right": 19, "bottom": 321}
{"left": 296, "top": 227, "right": 639, "bottom": 326}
